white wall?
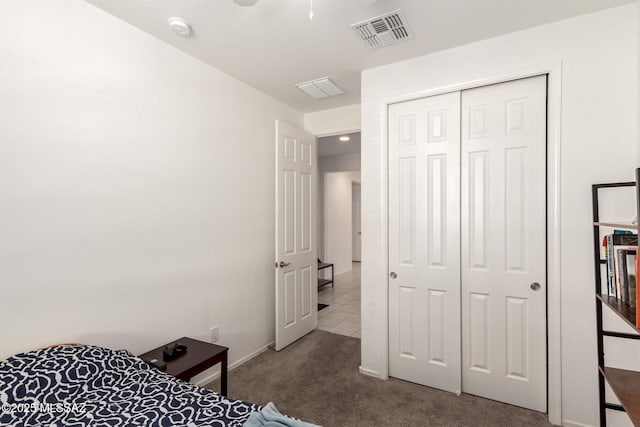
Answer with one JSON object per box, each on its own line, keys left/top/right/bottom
{"left": 0, "top": 0, "right": 303, "bottom": 383}
{"left": 317, "top": 153, "right": 361, "bottom": 259}
{"left": 324, "top": 172, "right": 361, "bottom": 275}
{"left": 304, "top": 104, "right": 361, "bottom": 137}
{"left": 360, "top": 5, "right": 637, "bottom": 427}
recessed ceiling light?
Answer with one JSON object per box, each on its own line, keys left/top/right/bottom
{"left": 233, "top": 0, "right": 259, "bottom": 6}
{"left": 339, "top": 136, "right": 350, "bottom": 142}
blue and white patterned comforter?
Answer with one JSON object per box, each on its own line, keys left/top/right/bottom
{"left": 0, "top": 345, "right": 260, "bottom": 426}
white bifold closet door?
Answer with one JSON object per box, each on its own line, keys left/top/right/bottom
{"left": 388, "top": 75, "right": 547, "bottom": 412}
{"left": 461, "top": 76, "right": 547, "bottom": 412}
{"left": 388, "top": 91, "right": 462, "bottom": 394}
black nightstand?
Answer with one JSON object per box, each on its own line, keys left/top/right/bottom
{"left": 139, "top": 337, "right": 228, "bottom": 396}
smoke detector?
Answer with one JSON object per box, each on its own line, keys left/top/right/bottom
{"left": 168, "top": 17, "right": 192, "bottom": 37}
{"left": 351, "top": 9, "right": 413, "bottom": 49}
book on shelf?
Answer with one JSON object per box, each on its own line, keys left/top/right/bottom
{"left": 614, "top": 246, "right": 636, "bottom": 305}
{"left": 604, "top": 235, "right": 615, "bottom": 297}
{"left": 636, "top": 251, "right": 639, "bottom": 329}
{"left": 628, "top": 250, "right": 637, "bottom": 308}
{"left": 602, "top": 232, "right": 637, "bottom": 303}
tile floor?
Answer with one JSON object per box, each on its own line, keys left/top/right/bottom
{"left": 317, "top": 262, "right": 361, "bottom": 338}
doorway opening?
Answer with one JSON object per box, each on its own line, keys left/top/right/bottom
{"left": 316, "top": 131, "right": 362, "bottom": 338}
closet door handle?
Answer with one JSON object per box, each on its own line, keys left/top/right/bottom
{"left": 530, "top": 282, "right": 541, "bottom": 291}
{"left": 278, "top": 261, "right": 291, "bottom": 268}
{"left": 390, "top": 272, "right": 397, "bottom": 279}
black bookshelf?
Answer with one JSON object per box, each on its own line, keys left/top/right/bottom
{"left": 592, "top": 169, "right": 640, "bottom": 427}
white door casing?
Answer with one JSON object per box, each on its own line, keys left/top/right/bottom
{"left": 388, "top": 92, "right": 462, "bottom": 394}
{"left": 460, "top": 76, "right": 547, "bottom": 412}
{"left": 352, "top": 184, "right": 362, "bottom": 262}
{"left": 275, "top": 120, "right": 317, "bottom": 351}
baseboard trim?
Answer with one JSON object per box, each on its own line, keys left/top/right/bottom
{"left": 359, "top": 366, "right": 383, "bottom": 379}
{"left": 194, "top": 341, "right": 275, "bottom": 387}
{"left": 562, "top": 420, "right": 594, "bottom": 427}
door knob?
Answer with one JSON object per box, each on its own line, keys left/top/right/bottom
{"left": 279, "top": 261, "right": 291, "bottom": 268}
{"left": 390, "top": 272, "right": 397, "bottom": 279}
{"left": 530, "top": 282, "right": 541, "bottom": 291}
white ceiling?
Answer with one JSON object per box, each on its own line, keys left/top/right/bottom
{"left": 86, "top": 0, "right": 633, "bottom": 113}
{"left": 318, "top": 132, "right": 361, "bottom": 157}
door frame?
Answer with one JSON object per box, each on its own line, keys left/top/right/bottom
{"left": 369, "top": 63, "right": 563, "bottom": 425}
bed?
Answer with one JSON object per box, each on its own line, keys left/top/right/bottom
{"left": 0, "top": 344, "right": 261, "bottom": 426}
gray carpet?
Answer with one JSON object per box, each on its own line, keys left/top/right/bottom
{"left": 207, "top": 330, "right": 552, "bottom": 427}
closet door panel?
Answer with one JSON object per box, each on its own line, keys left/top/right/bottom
{"left": 388, "top": 92, "right": 461, "bottom": 394}
{"left": 461, "top": 76, "right": 547, "bottom": 412}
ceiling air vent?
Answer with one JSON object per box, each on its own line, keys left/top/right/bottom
{"left": 296, "top": 77, "right": 344, "bottom": 99}
{"left": 351, "top": 9, "right": 413, "bottom": 50}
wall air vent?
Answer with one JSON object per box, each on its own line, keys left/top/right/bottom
{"left": 351, "top": 9, "right": 413, "bottom": 49}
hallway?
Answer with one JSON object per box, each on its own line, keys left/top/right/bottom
{"left": 317, "top": 262, "right": 361, "bottom": 338}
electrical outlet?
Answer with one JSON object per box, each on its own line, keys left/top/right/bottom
{"left": 210, "top": 326, "right": 219, "bottom": 343}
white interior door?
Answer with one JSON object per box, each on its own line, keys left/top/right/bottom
{"left": 461, "top": 76, "right": 547, "bottom": 412}
{"left": 352, "top": 184, "right": 361, "bottom": 262}
{"left": 388, "top": 92, "right": 462, "bottom": 394}
{"left": 275, "top": 120, "right": 317, "bottom": 351}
